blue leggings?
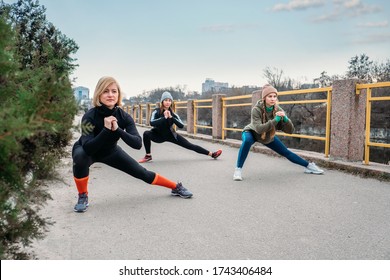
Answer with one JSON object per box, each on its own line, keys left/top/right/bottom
{"left": 236, "top": 131, "right": 309, "bottom": 168}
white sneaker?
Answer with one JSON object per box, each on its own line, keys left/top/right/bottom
{"left": 304, "top": 162, "right": 324, "bottom": 175}
{"left": 233, "top": 167, "right": 243, "bottom": 181}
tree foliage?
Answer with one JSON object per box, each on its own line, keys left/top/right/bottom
{"left": 0, "top": 0, "right": 78, "bottom": 259}
{"left": 345, "top": 53, "right": 390, "bottom": 83}
{"left": 371, "top": 59, "right": 390, "bottom": 82}
{"left": 347, "top": 53, "right": 373, "bottom": 82}
{"left": 132, "top": 86, "right": 187, "bottom": 104}
{"left": 7, "top": 0, "right": 78, "bottom": 72}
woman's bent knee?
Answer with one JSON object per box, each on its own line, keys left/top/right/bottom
{"left": 72, "top": 145, "right": 89, "bottom": 165}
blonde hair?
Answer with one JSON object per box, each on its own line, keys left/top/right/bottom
{"left": 92, "top": 76, "right": 123, "bottom": 107}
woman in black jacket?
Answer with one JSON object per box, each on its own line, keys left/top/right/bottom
{"left": 72, "top": 77, "right": 192, "bottom": 213}
{"left": 138, "top": 91, "right": 222, "bottom": 163}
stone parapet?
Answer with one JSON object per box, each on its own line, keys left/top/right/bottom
{"left": 330, "top": 79, "right": 365, "bottom": 162}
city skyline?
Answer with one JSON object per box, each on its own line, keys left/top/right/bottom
{"left": 4, "top": 0, "right": 390, "bottom": 98}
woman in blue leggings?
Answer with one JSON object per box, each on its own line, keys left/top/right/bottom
{"left": 233, "top": 84, "right": 324, "bottom": 181}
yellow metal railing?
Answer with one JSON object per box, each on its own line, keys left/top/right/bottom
{"left": 173, "top": 101, "right": 187, "bottom": 111}
{"left": 356, "top": 81, "right": 390, "bottom": 165}
{"left": 222, "top": 87, "right": 332, "bottom": 157}
{"left": 193, "top": 99, "right": 213, "bottom": 135}
{"left": 131, "top": 104, "right": 140, "bottom": 123}
{"left": 172, "top": 101, "right": 188, "bottom": 130}
{"left": 122, "top": 105, "right": 131, "bottom": 114}
{"left": 139, "top": 104, "right": 147, "bottom": 125}
{"left": 146, "top": 103, "right": 157, "bottom": 124}
{"left": 221, "top": 94, "right": 252, "bottom": 140}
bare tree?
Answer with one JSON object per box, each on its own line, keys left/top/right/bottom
{"left": 263, "top": 66, "right": 286, "bottom": 89}
{"left": 314, "top": 71, "right": 332, "bottom": 87}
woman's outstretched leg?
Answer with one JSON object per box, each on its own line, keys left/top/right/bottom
{"left": 233, "top": 131, "right": 255, "bottom": 181}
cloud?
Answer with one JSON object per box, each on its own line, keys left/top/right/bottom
{"left": 335, "top": 0, "right": 361, "bottom": 8}
{"left": 351, "top": 33, "right": 390, "bottom": 44}
{"left": 356, "top": 20, "right": 388, "bottom": 28}
{"left": 271, "top": 0, "right": 326, "bottom": 11}
{"left": 311, "top": 11, "right": 341, "bottom": 22}
{"left": 310, "top": 1, "right": 383, "bottom": 23}
{"left": 333, "top": 0, "right": 381, "bottom": 16}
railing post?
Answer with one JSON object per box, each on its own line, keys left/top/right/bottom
{"left": 132, "top": 105, "right": 138, "bottom": 124}
{"left": 252, "top": 89, "right": 262, "bottom": 106}
{"left": 187, "top": 99, "right": 194, "bottom": 134}
{"left": 212, "top": 94, "right": 226, "bottom": 139}
{"left": 330, "top": 79, "right": 366, "bottom": 162}
{"left": 145, "top": 103, "right": 151, "bottom": 126}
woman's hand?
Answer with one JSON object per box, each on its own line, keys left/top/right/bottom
{"left": 111, "top": 120, "right": 118, "bottom": 131}
{"left": 104, "top": 116, "right": 118, "bottom": 131}
{"left": 275, "top": 111, "right": 285, "bottom": 117}
{"left": 164, "top": 110, "right": 172, "bottom": 119}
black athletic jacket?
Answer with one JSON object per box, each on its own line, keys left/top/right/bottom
{"left": 149, "top": 107, "right": 184, "bottom": 139}
{"left": 77, "top": 105, "right": 142, "bottom": 156}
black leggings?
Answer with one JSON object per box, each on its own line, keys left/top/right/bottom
{"left": 72, "top": 143, "right": 156, "bottom": 183}
{"left": 143, "top": 130, "right": 209, "bottom": 155}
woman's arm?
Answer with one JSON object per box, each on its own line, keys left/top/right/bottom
{"left": 78, "top": 116, "right": 111, "bottom": 155}
{"left": 171, "top": 111, "right": 184, "bottom": 129}
{"left": 150, "top": 109, "right": 166, "bottom": 127}
{"left": 250, "top": 107, "right": 278, "bottom": 135}
{"left": 116, "top": 113, "right": 142, "bottom": 149}
{"left": 276, "top": 108, "right": 294, "bottom": 134}
{"left": 116, "top": 128, "right": 142, "bottom": 150}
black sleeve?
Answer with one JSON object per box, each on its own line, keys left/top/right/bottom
{"left": 116, "top": 111, "right": 142, "bottom": 149}
{"left": 171, "top": 111, "right": 184, "bottom": 128}
{"left": 79, "top": 114, "right": 112, "bottom": 156}
{"left": 150, "top": 109, "right": 166, "bottom": 127}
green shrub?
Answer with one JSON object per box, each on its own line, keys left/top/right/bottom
{"left": 0, "top": 0, "right": 78, "bottom": 259}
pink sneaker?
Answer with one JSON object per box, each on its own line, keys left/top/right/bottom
{"left": 211, "top": 149, "right": 222, "bottom": 159}
{"left": 138, "top": 155, "right": 152, "bottom": 163}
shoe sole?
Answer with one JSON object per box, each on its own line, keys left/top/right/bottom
{"left": 74, "top": 207, "right": 88, "bottom": 213}
{"left": 139, "top": 160, "right": 152, "bottom": 163}
{"left": 233, "top": 177, "right": 243, "bottom": 181}
{"left": 304, "top": 170, "right": 324, "bottom": 175}
{"left": 171, "top": 193, "right": 193, "bottom": 198}
{"left": 74, "top": 203, "right": 89, "bottom": 213}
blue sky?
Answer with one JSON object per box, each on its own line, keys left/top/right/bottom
{"left": 5, "top": 0, "right": 390, "bottom": 97}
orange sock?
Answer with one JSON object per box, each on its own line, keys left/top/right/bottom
{"left": 151, "top": 173, "right": 177, "bottom": 189}
{"left": 74, "top": 176, "right": 89, "bottom": 194}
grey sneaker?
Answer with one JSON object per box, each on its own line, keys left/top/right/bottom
{"left": 233, "top": 167, "right": 243, "bottom": 181}
{"left": 74, "top": 192, "right": 89, "bottom": 212}
{"left": 304, "top": 162, "right": 324, "bottom": 175}
{"left": 171, "top": 182, "right": 193, "bottom": 198}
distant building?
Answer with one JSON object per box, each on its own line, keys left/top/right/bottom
{"left": 202, "top": 78, "right": 229, "bottom": 93}
{"left": 73, "top": 86, "right": 90, "bottom": 102}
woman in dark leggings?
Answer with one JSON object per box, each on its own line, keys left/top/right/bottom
{"left": 139, "top": 91, "right": 222, "bottom": 163}
{"left": 72, "top": 77, "right": 192, "bottom": 213}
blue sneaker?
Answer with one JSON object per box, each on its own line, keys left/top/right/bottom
{"left": 171, "top": 183, "right": 193, "bottom": 198}
{"left": 74, "top": 192, "right": 89, "bottom": 212}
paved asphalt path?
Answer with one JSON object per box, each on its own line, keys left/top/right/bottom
{"left": 30, "top": 126, "right": 390, "bottom": 260}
